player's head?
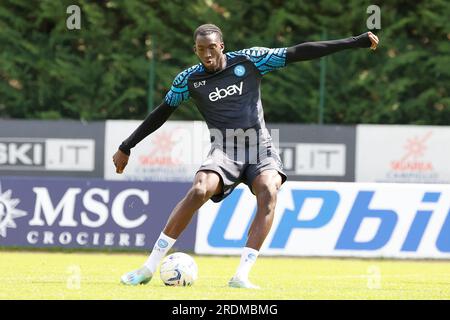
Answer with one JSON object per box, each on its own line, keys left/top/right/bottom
{"left": 193, "top": 24, "right": 224, "bottom": 72}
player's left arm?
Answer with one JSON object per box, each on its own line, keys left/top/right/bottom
{"left": 286, "top": 31, "right": 379, "bottom": 63}
{"left": 237, "top": 32, "right": 378, "bottom": 75}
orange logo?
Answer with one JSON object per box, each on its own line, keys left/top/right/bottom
{"left": 138, "top": 131, "right": 181, "bottom": 166}
{"left": 390, "top": 131, "right": 433, "bottom": 172}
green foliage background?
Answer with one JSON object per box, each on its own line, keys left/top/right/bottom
{"left": 0, "top": 0, "right": 448, "bottom": 124}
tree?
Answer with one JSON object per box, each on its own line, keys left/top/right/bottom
{"left": 0, "top": 0, "right": 448, "bottom": 124}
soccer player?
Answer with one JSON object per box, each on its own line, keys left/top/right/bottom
{"left": 114, "top": 24, "right": 379, "bottom": 288}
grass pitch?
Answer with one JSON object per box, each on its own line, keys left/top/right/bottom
{"left": 0, "top": 251, "right": 449, "bottom": 300}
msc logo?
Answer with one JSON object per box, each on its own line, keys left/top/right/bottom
{"left": 234, "top": 65, "right": 246, "bottom": 77}
{"left": 0, "top": 178, "right": 161, "bottom": 248}
{"left": 208, "top": 82, "right": 243, "bottom": 102}
{"left": 0, "top": 185, "right": 27, "bottom": 238}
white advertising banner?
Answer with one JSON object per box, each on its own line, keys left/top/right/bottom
{"left": 104, "top": 120, "right": 210, "bottom": 182}
{"left": 356, "top": 125, "right": 450, "bottom": 183}
{"left": 195, "top": 181, "right": 450, "bottom": 259}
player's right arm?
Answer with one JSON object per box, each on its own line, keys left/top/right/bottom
{"left": 112, "top": 101, "right": 175, "bottom": 173}
{"left": 113, "top": 67, "right": 193, "bottom": 174}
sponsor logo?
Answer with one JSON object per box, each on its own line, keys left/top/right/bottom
{"left": 0, "top": 139, "right": 44, "bottom": 168}
{"left": 279, "top": 143, "right": 346, "bottom": 176}
{"left": 387, "top": 131, "right": 435, "bottom": 179}
{"left": 233, "top": 65, "right": 246, "bottom": 77}
{"left": 45, "top": 139, "right": 95, "bottom": 171}
{"left": 139, "top": 131, "right": 181, "bottom": 167}
{"left": 0, "top": 138, "right": 95, "bottom": 171}
{"left": 356, "top": 126, "right": 449, "bottom": 184}
{"left": 106, "top": 121, "right": 211, "bottom": 182}
{"left": 208, "top": 82, "right": 243, "bottom": 102}
{"left": 199, "top": 183, "right": 450, "bottom": 258}
{"left": 193, "top": 80, "right": 206, "bottom": 88}
{"left": 0, "top": 185, "right": 27, "bottom": 238}
{"left": 0, "top": 180, "right": 149, "bottom": 248}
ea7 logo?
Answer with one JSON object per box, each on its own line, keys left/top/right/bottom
{"left": 194, "top": 80, "right": 206, "bottom": 88}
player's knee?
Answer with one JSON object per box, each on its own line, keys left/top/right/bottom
{"left": 256, "top": 183, "right": 278, "bottom": 211}
{"left": 188, "top": 185, "right": 211, "bottom": 204}
{"left": 256, "top": 179, "right": 279, "bottom": 198}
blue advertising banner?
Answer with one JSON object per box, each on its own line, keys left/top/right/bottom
{"left": 0, "top": 177, "right": 194, "bottom": 251}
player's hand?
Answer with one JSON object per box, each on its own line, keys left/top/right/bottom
{"left": 113, "top": 149, "right": 129, "bottom": 174}
{"left": 368, "top": 31, "right": 379, "bottom": 50}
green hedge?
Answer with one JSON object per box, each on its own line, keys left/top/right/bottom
{"left": 0, "top": 0, "right": 448, "bottom": 124}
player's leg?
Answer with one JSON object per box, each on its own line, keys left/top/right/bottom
{"left": 162, "top": 170, "right": 223, "bottom": 239}
{"left": 140, "top": 170, "right": 222, "bottom": 276}
{"left": 246, "top": 169, "right": 282, "bottom": 249}
{"left": 229, "top": 169, "right": 282, "bottom": 289}
{"left": 121, "top": 170, "right": 222, "bottom": 285}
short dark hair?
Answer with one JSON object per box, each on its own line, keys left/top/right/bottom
{"left": 193, "top": 24, "right": 223, "bottom": 42}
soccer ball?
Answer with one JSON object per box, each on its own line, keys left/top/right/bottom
{"left": 159, "top": 252, "right": 198, "bottom": 286}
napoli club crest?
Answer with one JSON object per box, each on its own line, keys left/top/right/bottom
{"left": 234, "top": 65, "right": 246, "bottom": 77}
